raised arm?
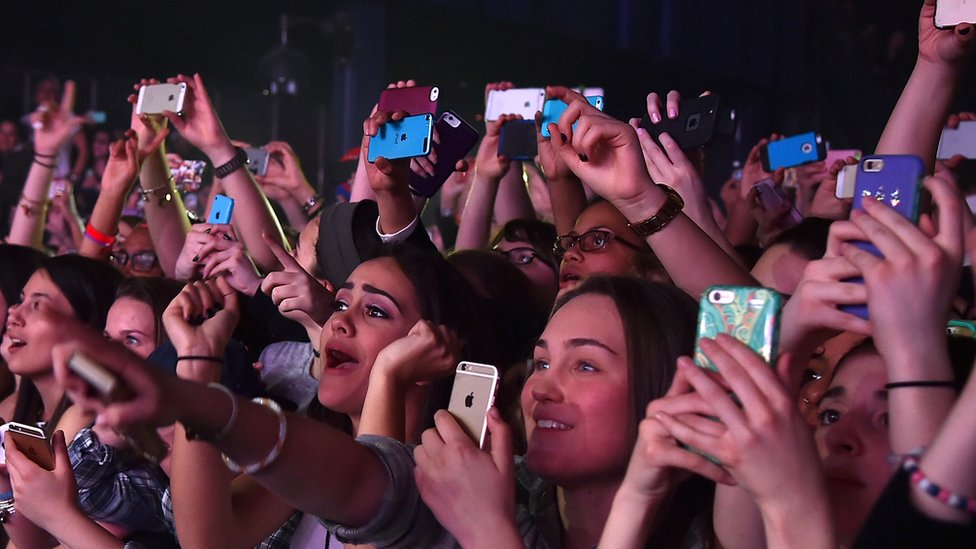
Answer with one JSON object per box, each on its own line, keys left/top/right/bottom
{"left": 875, "top": 0, "right": 974, "bottom": 171}
{"left": 161, "top": 73, "right": 287, "bottom": 270}
{"left": 254, "top": 141, "right": 321, "bottom": 232}
{"left": 7, "top": 80, "right": 85, "bottom": 249}
{"left": 454, "top": 115, "right": 518, "bottom": 250}
{"left": 545, "top": 87, "right": 755, "bottom": 297}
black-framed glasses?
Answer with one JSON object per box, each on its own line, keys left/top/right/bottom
{"left": 553, "top": 229, "right": 644, "bottom": 259}
{"left": 493, "top": 246, "right": 541, "bottom": 266}
{"left": 109, "top": 249, "right": 158, "bottom": 273}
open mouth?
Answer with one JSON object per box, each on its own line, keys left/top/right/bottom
{"left": 5, "top": 336, "right": 25, "bottom": 350}
{"left": 536, "top": 419, "right": 572, "bottom": 430}
{"left": 559, "top": 273, "right": 582, "bottom": 288}
{"left": 325, "top": 348, "right": 357, "bottom": 370}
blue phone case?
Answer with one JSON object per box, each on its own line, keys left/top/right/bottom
{"left": 841, "top": 155, "right": 924, "bottom": 319}
{"left": 207, "top": 194, "right": 235, "bottom": 224}
{"left": 762, "top": 132, "right": 825, "bottom": 171}
{"left": 540, "top": 96, "right": 604, "bottom": 138}
{"left": 367, "top": 114, "right": 434, "bottom": 163}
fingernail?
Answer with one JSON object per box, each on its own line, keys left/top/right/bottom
{"left": 636, "top": 127, "right": 646, "bottom": 136}
{"left": 489, "top": 408, "right": 500, "bottom": 418}
{"left": 560, "top": 133, "right": 568, "bottom": 143}
{"left": 192, "top": 255, "right": 199, "bottom": 263}
{"left": 579, "top": 154, "right": 589, "bottom": 162}
{"left": 668, "top": 107, "right": 677, "bottom": 119}
{"left": 650, "top": 112, "right": 661, "bottom": 124}
{"left": 222, "top": 234, "right": 232, "bottom": 241}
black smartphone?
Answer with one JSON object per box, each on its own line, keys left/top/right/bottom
{"left": 498, "top": 120, "right": 538, "bottom": 161}
{"left": 409, "top": 111, "right": 479, "bottom": 198}
{"left": 641, "top": 94, "right": 723, "bottom": 149}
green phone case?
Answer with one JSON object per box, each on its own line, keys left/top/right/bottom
{"left": 694, "top": 286, "right": 782, "bottom": 371}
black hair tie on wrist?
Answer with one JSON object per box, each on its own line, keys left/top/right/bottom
{"left": 883, "top": 380, "right": 956, "bottom": 390}
{"left": 176, "top": 355, "right": 224, "bottom": 364}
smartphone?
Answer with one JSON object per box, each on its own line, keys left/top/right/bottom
{"left": 447, "top": 362, "right": 499, "bottom": 449}
{"left": 753, "top": 179, "right": 803, "bottom": 229}
{"left": 485, "top": 88, "right": 546, "bottom": 121}
{"left": 67, "top": 352, "right": 168, "bottom": 464}
{"left": 7, "top": 422, "right": 55, "bottom": 471}
{"left": 641, "top": 94, "right": 723, "bottom": 150}
{"left": 835, "top": 164, "right": 858, "bottom": 199}
{"left": 760, "top": 132, "right": 827, "bottom": 172}
{"left": 936, "top": 0, "right": 976, "bottom": 28}
{"left": 367, "top": 113, "right": 434, "bottom": 163}
{"left": 377, "top": 85, "right": 439, "bottom": 116}
{"left": 408, "top": 111, "right": 479, "bottom": 198}
{"left": 841, "top": 155, "right": 925, "bottom": 319}
{"left": 498, "top": 119, "right": 539, "bottom": 161}
{"left": 88, "top": 111, "right": 107, "bottom": 124}
{"left": 171, "top": 159, "right": 207, "bottom": 192}
{"left": 825, "top": 149, "right": 862, "bottom": 167}
{"left": 245, "top": 147, "right": 270, "bottom": 177}
{"left": 937, "top": 121, "right": 976, "bottom": 159}
{"left": 539, "top": 96, "right": 605, "bottom": 139}
{"left": 693, "top": 286, "right": 783, "bottom": 372}
{"left": 135, "top": 83, "right": 188, "bottom": 116}
{"left": 947, "top": 319, "right": 976, "bottom": 338}
{"left": 207, "top": 193, "right": 235, "bottom": 224}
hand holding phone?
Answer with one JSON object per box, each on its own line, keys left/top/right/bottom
{"left": 447, "top": 362, "right": 499, "bottom": 449}
{"left": 136, "top": 83, "right": 187, "bottom": 116}
{"left": 760, "top": 132, "right": 826, "bottom": 172}
{"left": 6, "top": 423, "right": 55, "bottom": 471}
{"left": 68, "top": 352, "right": 168, "bottom": 464}
{"left": 641, "top": 93, "right": 726, "bottom": 149}
{"left": 540, "top": 95, "right": 604, "bottom": 138}
{"left": 367, "top": 114, "right": 434, "bottom": 163}
{"left": 408, "top": 111, "right": 479, "bottom": 197}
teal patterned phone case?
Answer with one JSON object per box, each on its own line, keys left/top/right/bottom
{"left": 694, "top": 286, "right": 782, "bottom": 371}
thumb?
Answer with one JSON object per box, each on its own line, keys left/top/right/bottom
{"left": 486, "top": 408, "right": 513, "bottom": 476}
{"left": 52, "top": 431, "right": 69, "bottom": 470}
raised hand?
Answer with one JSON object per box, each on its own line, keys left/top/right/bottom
{"left": 259, "top": 232, "right": 333, "bottom": 329}
{"left": 361, "top": 109, "right": 413, "bottom": 193}
{"left": 371, "top": 320, "right": 461, "bottom": 387}
{"left": 162, "top": 276, "right": 240, "bottom": 359}
{"left": 161, "top": 74, "right": 235, "bottom": 162}
{"left": 98, "top": 131, "right": 142, "bottom": 197}
{"left": 918, "top": 0, "right": 976, "bottom": 69}
{"left": 475, "top": 114, "right": 519, "bottom": 182}
{"left": 128, "top": 79, "right": 171, "bottom": 160}
{"left": 414, "top": 409, "right": 521, "bottom": 547}
{"left": 256, "top": 141, "right": 316, "bottom": 203}
{"left": 809, "top": 157, "right": 857, "bottom": 220}
{"left": 200, "top": 236, "right": 261, "bottom": 296}
{"left": 173, "top": 223, "right": 237, "bottom": 281}
{"left": 30, "top": 80, "right": 86, "bottom": 157}
{"left": 741, "top": 135, "right": 784, "bottom": 200}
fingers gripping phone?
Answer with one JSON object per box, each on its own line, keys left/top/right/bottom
{"left": 936, "top": 0, "right": 976, "bottom": 28}
{"left": 539, "top": 96, "right": 604, "bottom": 139}
{"left": 7, "top": 422, "right": 55, "bottom": 471}
{"left": 937, "top": 121, "right": 976, "bottom": 159}
{"left": 760, "top": 132, "right": 827, "bottom": 172}
{"left": 377, "top": 86, "right": 439, "bottom": 116}
{"left": 485, "top": 88, "right": 546, "bottom": 121}
{"left": 207, "top": 194, "right": 235, "bottom": 224}
{"left": 641, "top": 94, "right": 724, "bottom": 150}
{"left": 409, "top": 111, "right": 479, "bottom": 198}
{"left": 135, "top": 83, "right": 188, "bottom": 116}
{"left": 498, "top": 120, "right": 539, "bottom": 161}
{"left": 367, "top": 114, "right": 434, "bottom": 163}
{"left": 840, "top": 155, "right": 925, "bottom": 320}
{"left": 68, "top": 352, "right": 168, "bottom": 464}
{"left": 694, "top": 286, "right": 783, "bottom": 372}
{"left": 753, "top": 179, "right": 803, "bottom": 229}
{"left": 447, "top": 362, "right": 499, "bottom": 449}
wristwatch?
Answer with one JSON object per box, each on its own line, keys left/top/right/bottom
{"left": 627, "top": 184, "right": 684, "bottom": 237}
{"left": 214, "top": 147, "right": 249, "bottom": 179}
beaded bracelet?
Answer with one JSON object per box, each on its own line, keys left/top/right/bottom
{"left": 903, "top": 456, "right": 976, "bottom": 514}
{"left": 222, "top": 397, "right": 287, "bottom": 475}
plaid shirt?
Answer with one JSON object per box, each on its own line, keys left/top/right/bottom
{"left": 68, "top": 427, "right": 170, "bottom": 534}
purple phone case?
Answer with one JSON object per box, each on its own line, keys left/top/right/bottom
{"left": 841, "top": 155, "right": 924, "bottom": 319}
{"left": 409, "top": 111, "right": 478, "bottom": 198}
{"left": 754, "top": 180, "right": 802, "bottom": 229}
{"left": 377, "top": 86, "right": 438, "bottom": 116}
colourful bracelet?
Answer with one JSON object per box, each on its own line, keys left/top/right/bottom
{"left": 903, "top": 456, "right": 976, "bottom": 514}
{"left": 84, "top": 223, "right": 117, "bottom": 248}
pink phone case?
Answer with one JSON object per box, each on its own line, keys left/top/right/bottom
{"left": 377, "top": 86, "right": 439, "bottom": 116}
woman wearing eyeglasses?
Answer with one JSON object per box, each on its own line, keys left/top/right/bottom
{"left": 109, "top": 223, "right": 163, "bottom": 278}
{"left": 489, "top": 219, "right": 559, "bottom": 309}
{"left": 554, "top": 200, "right": 669, "bottom": 298}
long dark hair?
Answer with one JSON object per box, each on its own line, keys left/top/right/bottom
{"left": 14, "top": 255, "right": 123, "bottom": 428}
{"left": 0, "top": 244, "right": 46, "bottom": 338}
{"left": 113, "top": 276, "right": 184, "bottom": 348}
{"left": 551, "top": 276, "right": 713, "bottom": 549}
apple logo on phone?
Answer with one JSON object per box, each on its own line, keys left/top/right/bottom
{"left": 464, "top": 392, "right": 474, "bottom": 408}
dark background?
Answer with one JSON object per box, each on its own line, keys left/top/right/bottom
{"left": 1, "top": 0, "right": 972, "bottom": 197}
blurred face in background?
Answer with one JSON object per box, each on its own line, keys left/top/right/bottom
{"left": 0, "top": 121, "right": 20, "bottom": 154}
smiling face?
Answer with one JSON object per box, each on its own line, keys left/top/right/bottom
{"left": 557, "top": 202, "right": 645, "bottom": 298}
{"left": 105, "top": 297, "right": 157, "bottom": 359}
{"left": 318, "top": 257, "right": 422, "bottom": 417}
{"left": 814, "top": 349, "right": 893, "bottom": 543}
{"left": 1, "top": 269, "right": 74, "bottom": 378}
{"left": 522, "top": 293, "right": 632, "bottom": 487}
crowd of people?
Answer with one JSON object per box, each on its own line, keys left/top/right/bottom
{"left": 0, "top": 1, "right": 974, "bottom": 548}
